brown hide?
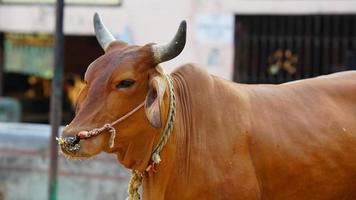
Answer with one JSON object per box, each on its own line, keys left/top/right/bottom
{"left": 247, "top": 71, "right": 356, "bottom": 199}
{"left": 142, "top": 65, "right": 356, "bottom": 199}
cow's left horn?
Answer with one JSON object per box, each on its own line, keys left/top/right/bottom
{"left": 93, "top": 13, "right": 116, "bottom": 50}
{"left": 152, "top": 20, "right": 187, "bottom": 64}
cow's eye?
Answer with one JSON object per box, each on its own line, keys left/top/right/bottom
{"left": 116, "top": 80, "right": 135, "bottom": 89}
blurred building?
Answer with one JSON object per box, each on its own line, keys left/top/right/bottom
{"left": 0, "top": 0, "right": 355, "bottom": 120}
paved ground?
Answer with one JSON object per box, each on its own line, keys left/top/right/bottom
{"left": 0, "top": 122, "right": 130, "bottom": 200}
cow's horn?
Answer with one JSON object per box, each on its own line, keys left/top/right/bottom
{"left": 152, "top": 20, "right": 187, "bottom": 64}
{"left": 93, "top": 13, "right": 116, "bottom": 50}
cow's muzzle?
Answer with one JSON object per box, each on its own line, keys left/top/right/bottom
{"left": 57, "top": 135, "right": 81, "bottom": 154}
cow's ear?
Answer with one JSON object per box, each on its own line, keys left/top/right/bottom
{"left": 145, "top": 76, "right": 166, "bottom": 128}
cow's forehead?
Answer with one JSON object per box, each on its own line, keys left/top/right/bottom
{"left": 84, "top": 55, "right": 111, "bottom": 83}
{"left": 84, "top": 45, "right": 142, "bottom": 83}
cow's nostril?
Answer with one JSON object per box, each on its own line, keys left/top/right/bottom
{"left": 64, "top": 135, "right": 80, "bottom": 146}
{"left": 60, "top": 135, "right": 81, "bottom": 153}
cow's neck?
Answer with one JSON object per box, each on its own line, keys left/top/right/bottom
{"left": 142, "top": 66, "right": 251, "bottom": 199}
{"left": 142, "top": 71, "right": 192, "bottom": 198}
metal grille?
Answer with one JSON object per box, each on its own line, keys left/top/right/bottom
{"left": 234, "top": 15, "right": 356, "bottom": 84}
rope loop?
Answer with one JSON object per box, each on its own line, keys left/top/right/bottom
{"left": 104, "top": 124, "right": 116, "bottom": 148}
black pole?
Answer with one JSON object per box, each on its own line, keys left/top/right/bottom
{"left": 49, "top": 0, "right": 64, "bottom": 199}
{"left": 0, "top": 33, "right": 4, "bottom": 96}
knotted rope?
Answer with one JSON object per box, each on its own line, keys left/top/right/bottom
{"left": 76, "top": 101, "right": 146, "bottom": 148}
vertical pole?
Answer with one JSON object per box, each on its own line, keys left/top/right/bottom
{"left": 49, "top": 0, "right": 64, "bottom": 199}
{"left": 0, "top": 33, "right": 4, "bottom": 96}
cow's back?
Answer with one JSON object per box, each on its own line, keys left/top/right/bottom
{"left": 247, "top": 71, "right": 356, "bottom": 199}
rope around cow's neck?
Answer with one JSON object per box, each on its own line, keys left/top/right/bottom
{"left": 127, "top": 75, "right": 176, "bottom": 200}
{"left": 149, "top": 74, "right": 176, "bottom": 168}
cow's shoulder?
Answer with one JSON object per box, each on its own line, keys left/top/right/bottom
{"left": 172, "top": 63, "right": 209, "bottom": 79}
{"left": 171, "top": 63, "right": 214, "bottom": 87}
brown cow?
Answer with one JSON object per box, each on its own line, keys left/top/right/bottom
{"left": 59, "top": 13, "right": 356, "bottom": 200}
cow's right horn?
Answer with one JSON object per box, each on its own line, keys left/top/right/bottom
{"left": 152, "top": 20, "right": 187, "bottom": 64}
{"left": 93, "top": 13, "right": 116, "bottom": 51}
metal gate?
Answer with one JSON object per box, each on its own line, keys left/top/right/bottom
{"left": 234, "top": 15, "right": 356, "bottom": 84}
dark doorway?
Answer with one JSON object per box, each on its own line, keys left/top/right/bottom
{"left": 234, "top": 15, "right": 356, "bottom": 84}
{"left": 2, "top": 35, "right": 102, "bottom": 124}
